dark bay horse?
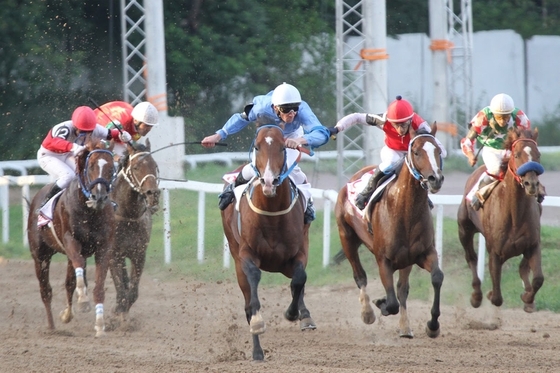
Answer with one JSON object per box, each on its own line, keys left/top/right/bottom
{"left": 110, "top": 140, "right": 160, "bottom": 316}
{"left": 457, "top": 127, "right": 544, "bottom": 312}
{"left": 335, "top": 124, "right": 444, "bottom": 338}
{"left": 28, "top": 139, "right": 116, "bottom": 336}
{"left": 221, "top": 125, "right": 315, "bottom": 361}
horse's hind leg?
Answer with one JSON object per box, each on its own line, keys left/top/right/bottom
{"left": 396, "top": 267, "right": 413, "bottom": 338}
{"left": 457, "top": 217, "right": 483, "bottom": 308}
{"left": 284, "top": 262, "right": 316, "bottom": 330}
{"left": 33, "top": 252, "right": 55, "bottom": 329}
{"left": 519, "top": 251, "right": 544, "bottom": 313}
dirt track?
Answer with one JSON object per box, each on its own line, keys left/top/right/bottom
{"left": 3, "top": 259, "right": 560, "bottom": 372}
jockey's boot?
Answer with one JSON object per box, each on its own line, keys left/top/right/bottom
{"left": 355, "top": 168, "right": 384, "bottom": 210}
{"left": 218, "top": 172, "right": 248, "bottom": 210}
{"left": 40, "top": 184, "right": 63, "bottom": 208}
{"left": 471, "top": 175, "right": 494, "bottom": 211}
{"left": 304, "top": 199, "right": 315, "bottom": 224}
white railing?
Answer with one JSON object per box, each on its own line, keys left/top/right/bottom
{"left": 2, "top": 158, "right": 560, "bottom": 279}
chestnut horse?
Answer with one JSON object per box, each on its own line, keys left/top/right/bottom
{"left": 109, "top": 140, "right": 160, "bottom": 316}
{"left": 221, "top": 125, "right": 315, "bottom": 361}
{"left": 335, "top": 124, "right": 444, "bottom": 338}
{"left": 457, "top": 127, "right": 544, "bottom": 312}
{"left": 28, "top": 138, "right": 116, "bottom": 336}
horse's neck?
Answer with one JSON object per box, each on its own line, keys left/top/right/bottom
{"left": 114, "top": 175, "right": 146, "bottom": 214}
{"left": 393, "top": 167, "right": 427, "bottom": 203}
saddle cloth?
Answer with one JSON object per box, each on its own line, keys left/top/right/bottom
{"left": 346, "top": 169, "right": 395, "bottom": 218}
{"left": 37, "top": 190, "right": 64, "bottom": 227}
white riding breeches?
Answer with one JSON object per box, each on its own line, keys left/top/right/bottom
{"left": 37, "top": 148, "right": 76, "bottom": 189}
{"left": 481, "top": 146, "right": 507, "bottom": 177}
{"left": 379, "top": 146, "right": 407, "bottom": 173}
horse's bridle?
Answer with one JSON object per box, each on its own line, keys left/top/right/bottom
{"left": 404, "top": 134, "right": 443, "bottom": 190}
{"left": 79, "top": 149, "right": 116, "bottom": 199}
{"left": 119, "top": 151, "right": 159, "bottom": 195}
{"left": 507, "top": 138, "right": 544, "bottom": 186}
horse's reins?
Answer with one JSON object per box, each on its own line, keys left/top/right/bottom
{"left": 78, "top": 149, "right": 116, "bottom": 201}
{"left": 245, "top": 125, "right": 310, "bottom": 216}
{"left": 404, "top": 134, "right": 443, "bottom": 190}
{"left": 506, "top": 138, "right": 544, "bottom": 185}
{"left": 120, "top": 151, "right": 159, "bottom": 193}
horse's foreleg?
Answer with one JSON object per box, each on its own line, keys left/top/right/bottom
{"left": 240, "top": 259, "right": 264, "bottom": 335}
{"left": 396, "top": 267, "right": 413, "bottom": 338}
{"left": 109, "top": 253, "right": 129, "bottom": 315}
{"left": 286, "top": 262, "right": 316, "bottom": 330}
{"left": 458, "top": 223, "right": 482, "bottom": 308}
{"left": 375, "top": 258, "right": 398, "bottom": 316}
{"left": 426, "top": 265, "right": 443, "bottom": 338}
{"left": 92, "top": 251, "right": 111, "bottom": 337}
{"left": 61, "top": 261, "right": 77, "bottom": 324}
{"left": 127, "top": 249, "right": 146, "bottom": 312}
{"left": 520, "top": 251, "right": 544, "bottom": 313}
{"left": 33, "top": 255, "right": 55, "bottom": 329}
{"left": 359, "top": 286, "right": 375, "bottom": 324}
{"left": 487, "top": 253, "right": 504, "bottom": 307}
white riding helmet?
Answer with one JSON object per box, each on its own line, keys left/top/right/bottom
{"left": 271, "top": 83, "right": 302, "bottom": 106}
{"left": 132, "top": 102, "right": 159, "bottom": 126}
{"left": 490, "top": 93, "right": 514, "bottom": 115}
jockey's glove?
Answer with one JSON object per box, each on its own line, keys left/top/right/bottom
{"left": 119, "top": 131, "right": 132, "bottom": 143}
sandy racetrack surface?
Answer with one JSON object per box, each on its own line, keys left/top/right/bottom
{"left": 3, "top": 258, "right": 560, "bottom": 373}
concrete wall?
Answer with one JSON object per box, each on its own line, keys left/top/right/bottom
{"left": 351, "top": 29, "right": 560, "bottom": 125}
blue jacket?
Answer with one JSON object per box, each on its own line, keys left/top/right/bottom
{"left": 215, "top": 90, "right": 330, "bottom": 149}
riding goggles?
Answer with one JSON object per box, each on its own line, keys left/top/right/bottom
{"left": 277, "top": 105, "right": 300, "bottom": 114}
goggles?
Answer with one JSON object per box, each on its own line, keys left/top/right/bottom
{"left": 277, "top": 105, "right": 300, "bottom": 114}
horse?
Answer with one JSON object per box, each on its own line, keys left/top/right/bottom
{"left": 221, "top": 124, "right": 316, "bottom": 361}
{"left": 109, "top": 140, "right": 160, "bottom": 316}
{"left": 27, "top": 138, "right": 116, "bottom": 337}
{"left": 335, "top": 123, "right": 444, "bottom": 338}
{"left": 457, "top": 127, "right": 544, "bottom": 313}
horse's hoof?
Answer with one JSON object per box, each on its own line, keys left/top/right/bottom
{"left": 425, "top": 325, "right": 440, "bottom": 338}
{"left": 361, "top": 308, "right": 375, "bottom": 325}
{"left": 524, "top": 302, "right": 536, "bottom": 313}
{"left": 95, "top": 329, "right": 107, "bottom": 338}
{"left": 399, "top": 329, "right": 414, "bottom": 339}
{"left": 470, "top": 294, "right": 482, "bottom": 308}
{"left": 59, "top": 308, "right": 73, "bottom": 324}
{"left": 284, "top": 310, "right": 298, "bottom": 322}
{"left": 78, "top": 301, "right": 92, "bottom": 313}
{"left": 300, "top": 317, "right": 317, "bottom": 331}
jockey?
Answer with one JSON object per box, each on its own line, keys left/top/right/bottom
{"left": 37, "top": 106, "right": 132, "bottom": 206}
{"left": 201, "top": 82, "right": 330, "bottom": 224}
{"left": 94, "top": 101, "right": 159, "bottom": 157}
{"left": 329, "top": 95, "right": 447, "bottom": 210}
{"left": 460, "top": 93, "right": 542, "bottom": 209}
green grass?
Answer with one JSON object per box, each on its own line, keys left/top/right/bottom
{"left": 3, "top": 154, "right": 560, "bottom": 312}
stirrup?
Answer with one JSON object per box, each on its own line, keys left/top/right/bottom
{"left": 218, "top": 183, "right": 235, "bottom": 210}
{"left": 355, "top": 192, "right": 371, "bottom": 210}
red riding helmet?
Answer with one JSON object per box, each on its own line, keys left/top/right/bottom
{"left": 72, "top": 106, "right": 97, "bottom": 131}
{"left": 386, "top": 96, "right": 414, "bottom": 123}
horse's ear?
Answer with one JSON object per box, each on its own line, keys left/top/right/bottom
{"left": 431, "top": 121, "right": 437, "bottom": 136}
{"left": 145, "top": 138, "right": 151, "bottom": 151}
{"left": 409, "top": 125, "right": 417, "bottom": 138}
{"left": 533, "top": 127, "right": 539, "bottom": 142}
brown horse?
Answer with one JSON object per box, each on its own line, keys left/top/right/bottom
{"left": 335, "top": 124, "right": 444, "bottom": 338}
{"left": 457, "top": 127, "right": 544, "bottom": 312}
{"left": 221, "top": 124, "right": 315, "bottom": 361}
{"left": 28, "top": 138, "right": 116, "bottom": 336}
{"left": 109, "top": 140, "right": 160, "bottom": 316}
